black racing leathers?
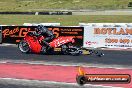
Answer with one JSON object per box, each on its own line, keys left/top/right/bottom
{"left": 33, "top": 28, "right": 54, "bottom": 47}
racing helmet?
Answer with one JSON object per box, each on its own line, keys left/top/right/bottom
{"left": 36, "top": 25, "right": 43, "bottom": 32}
{"left": 36, "top": 25, "right": 47, "bottom": 33}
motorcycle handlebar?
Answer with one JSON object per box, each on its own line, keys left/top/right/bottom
{"left": 27, "top": 32, "right": 34, "bottom": 36}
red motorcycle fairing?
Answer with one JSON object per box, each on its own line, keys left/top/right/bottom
{"left": 49, "top": 36, "right": 75, "bottom": 48}
{"left": 24, "top": 35, "right": 42, "bottom": 53}
{"left": 23, "top": 34, "right": 75, "bottom": 53}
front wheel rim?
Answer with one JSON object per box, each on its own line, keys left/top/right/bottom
{"left": 19, "top": 41, "right": 30, "bottom": 53}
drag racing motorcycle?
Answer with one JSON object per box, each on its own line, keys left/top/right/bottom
{"left": 18, "top": 32, "right": 82, "bottom": 56}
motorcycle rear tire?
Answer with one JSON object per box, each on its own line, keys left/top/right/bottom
{"left": 61, "top": 44, "right": 68, "bottom": 55}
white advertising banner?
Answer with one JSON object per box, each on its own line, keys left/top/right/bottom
{"left": 83, "top": 26, "right": 132, "bottom": 49}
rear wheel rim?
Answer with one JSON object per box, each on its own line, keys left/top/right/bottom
{"left": 61, "top": 45, "right": 68, "bottom": 54}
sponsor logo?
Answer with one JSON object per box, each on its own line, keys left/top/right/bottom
{"left": 86, "top": 74, "right": 130, "bottom": 83}
{"left": 85, "top": 41, "right": 97, "bottom": 45}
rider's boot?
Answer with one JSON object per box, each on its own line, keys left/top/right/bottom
{"left": 42, "top": 41, "right": 51, "bottom": 51}
{"left": 41, "top": 46, "right": 46, "bottom": 52}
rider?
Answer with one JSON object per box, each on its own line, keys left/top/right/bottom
{"left": 34, "top": 25, "right": 54, "bottom": 51}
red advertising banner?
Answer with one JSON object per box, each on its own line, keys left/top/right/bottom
{"left": 2, "top": 26, "right": 84, "bottom": 47}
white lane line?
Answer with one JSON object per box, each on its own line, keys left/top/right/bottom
{"left": 0, "top": 59, "right": 132, "bottom": 69}
{"left": 0, "top": 78, "right": 122, "bottom": 88}
{"left": 0, "top": 43, "right": 17, "bottom": 46}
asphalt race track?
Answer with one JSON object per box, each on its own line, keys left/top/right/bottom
{"left": 0, "top": 45, "right": 132, "bottom": 88}
{"left": 0, "top": 45, "right": 132, "bottom": 67}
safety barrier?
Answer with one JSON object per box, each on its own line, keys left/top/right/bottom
{"left": 1, "top": 23, "right": 132, "bottom": 49}
{"left": 0, "top": 11, "right": 72, "bottom": 15}
{"left": 23, "top": 23, "right": 60, "bottom": 26}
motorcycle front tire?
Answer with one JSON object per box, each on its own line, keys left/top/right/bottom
{"left": 18, "top": 40, "right": 30, "bottom": 53}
